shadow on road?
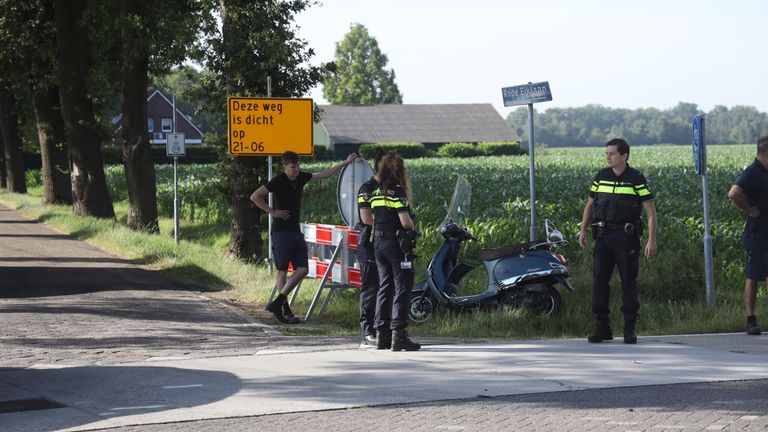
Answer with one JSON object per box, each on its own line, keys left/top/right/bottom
{"left": 0, "top": 365, "right": 242, "bottom": 432}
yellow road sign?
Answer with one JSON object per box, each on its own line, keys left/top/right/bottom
{"left": 227, "top": 97, "right": 313, "bottom": 156}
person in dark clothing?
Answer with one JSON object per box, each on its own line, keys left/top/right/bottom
{"left": 728, "top": 134, "right": 768, "bottom": 335}
{"left": 371, "top": 152, "right": 420, "bottom": 351}
{"left": 250, "top": 150, "right": 356, "bottom": 324}
{"left": 356, "top": 149, "right": 386, "bottom": 348}
{"left": 578, "top": 138, "right": 657, "bottom": 344}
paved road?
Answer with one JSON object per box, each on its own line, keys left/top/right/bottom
{"left": 1, "top": 203, "right": 767, "bottom": 432}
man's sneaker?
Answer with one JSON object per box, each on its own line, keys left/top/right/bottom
{"left": 360, "top": 334, "right": 378, "bottom": 348}
{"left": 281, "top": 302, "right": 301, "bottom": 324}
{"left": 265, "top": 300, "right": 289, "bottom": 324}
{"left": 747, "top": 323, "right": 762, "bottom": 335}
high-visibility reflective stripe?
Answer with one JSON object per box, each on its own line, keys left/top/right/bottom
{"left": 636, "top": 188, "right": 651, "bottom": 196}
{"left": 357, "top": 196, "right": 368, "bottom": 203}
{"left": 594, "top": 185, "right": 638, "bottom": 195}
{"left": 370, "top": 196, "right": 406, "bottom": 209}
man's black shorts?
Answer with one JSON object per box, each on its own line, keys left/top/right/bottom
{"left": 745, "top": 232, "right": 768, "bottom": 280}
{"left": 272, "top": 230, "right": 308, "bottom": 271}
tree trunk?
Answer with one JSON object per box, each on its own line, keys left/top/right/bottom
{"left": 32, "top": 84, "right": 71, "bottom": 204}
{"left": 226, "top": 157, "right": 265, "bottom": 262}
{"left": 120, "top": 0, "right": 159, "bottom": 232}
{"left": 0, "top": 82, "right": 27, "bottom": 194}
{"left": 0, "top": 131, "right": 6, "bottom": 189}
{"left": 52, "top": 0, "right": 114, "bottom": 218}
{"left": 221, "top": 1, "right": 265, "bottom": 261}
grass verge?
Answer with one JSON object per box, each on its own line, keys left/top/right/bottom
{"left": 0, "top": 188, "right": 758, "bottom": 340}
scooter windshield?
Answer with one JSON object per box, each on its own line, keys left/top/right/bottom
{"left": 442, "top": 175, "right": 471, "bottom": 226}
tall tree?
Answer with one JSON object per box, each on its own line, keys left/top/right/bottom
{"left": 52, "top": 0, "right": 114, "bottom": 218}
{"left": 120, "top": 0, "right": 158, "bottom": 231}
{"left": 119, "top": 0, "right": 206, "bottom": 232}
{"left": 0, "top": 0, "right": 70, "bottom": 202}
{"left": 0, "top": 81, "right": 26, "bottom": 193}
{"left": 322, "top": 23, "right": 402, "bottom": 105}
{"left": 199, "top": 0, "right": 322, "bottom": 261}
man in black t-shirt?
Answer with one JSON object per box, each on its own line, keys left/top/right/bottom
{"left": 251, "top": 150, "right": 357, "bottom": 324}
{"left": 578, "top": 138, "right": 657, "bottom": 344}
{"left": 728, "top": 135, "right": 768, "bottom": 335}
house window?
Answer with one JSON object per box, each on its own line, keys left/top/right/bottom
{"left": 161, "top": 118, "right": 173, "bottom": 132}
{"left": 147, "top": 118, "right": 154, "bottom": 133}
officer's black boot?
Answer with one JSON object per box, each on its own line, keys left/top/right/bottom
{"left": 391, "top": 329, "right": 421, "bottom": 351}
{"left": 587, "top": 316, "right": 613, "bottom": 343}
{"left": 376, "top": 328, "right": 392, "bottom": 350}
{"left": 623, "top": 319, "right": 637, "bottom": 344}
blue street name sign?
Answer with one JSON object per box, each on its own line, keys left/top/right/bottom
{"left": 501, "top": 81, "right": 553, "bottom": 107}
{"left": 692, "top": 115, "right": 706, "bottom": 175}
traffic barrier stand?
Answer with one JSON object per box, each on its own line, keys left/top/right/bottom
{"left": 267, "top": 223, "right": 362, "bottom": 321}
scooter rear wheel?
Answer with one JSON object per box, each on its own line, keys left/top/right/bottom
{"left": 522, "top": 283, "right": 563, "bottom": 318}
{"left": 409, "top": 291, "right": 435, "bottom": 322}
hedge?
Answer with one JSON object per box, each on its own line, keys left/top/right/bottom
{"left": 358, "top": 143, "right": 434, "bottom": 159}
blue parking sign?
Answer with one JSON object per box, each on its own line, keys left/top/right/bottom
{"left": 692, "top": 115, "right": 705, "bottom": 175}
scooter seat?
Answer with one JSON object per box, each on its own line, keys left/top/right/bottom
{"left": 479, "top": 241, "right": 549, "bottom": 261}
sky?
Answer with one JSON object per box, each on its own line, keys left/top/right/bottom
{"left": 294, "top": 0, "right": 768, "bottom": 118}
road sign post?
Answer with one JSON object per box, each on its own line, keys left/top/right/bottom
{"left": 166, "top": 132, "right": 185, "bottom": 245}
{"left": 693, "top": 115, "right": 714, "bottom": 307}
{"left": 501, "top": 81, "right": 553, "bottom": 241}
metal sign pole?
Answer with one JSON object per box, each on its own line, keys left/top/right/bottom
{"left": 702, "top": 173, "right": 714, "bottom": 307}
{"left": 173, "top": 157, "right": 179, "bottom": 244}
{"left": 267, "top": 77, "right": 274, "bottom": 274}
{"left": 693, "top": 114, "right": 714, "bottom": 307}
{"left": 172, "top": 94, "right": 180, "bottom": 244}
{"left": 501, "top": 81, "right": 551, "bottom": 242}
{"left": 527, "top": 101, "right": 537, "bottom": 241}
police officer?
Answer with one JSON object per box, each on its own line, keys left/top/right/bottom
{"left": 355, "top": 149, "right": 386, "bottom": 348}
{"left": 370, "top": 152, "right": 420, "bottom": 351}
{"left": 578, "top": 138, "right": 657, "bottom": 344}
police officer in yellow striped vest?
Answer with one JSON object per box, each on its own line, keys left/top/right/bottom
{"left": 578, "top": 138, "right": 657, "bottom": 344}
{"left": 370, "top": 152, "right": 420, "bottom": 351}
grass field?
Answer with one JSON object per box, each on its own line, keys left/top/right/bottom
{"left": 5, "top": 144, "right": 765, "bottom": 338}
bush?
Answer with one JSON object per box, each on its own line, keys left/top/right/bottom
{"left": 477, "top": 141, "right": 526, "bottom": 156}
{"left": 436, "top": 143, "right": 481, "bottom": 158}
{"left": 303, "top": 145, "right": 332, "bottom": 162}
{"left": 359, "top": 143, "right": 434, "bottom": 159}
{"left": 101, "top": 144, "right": 220, "bottom": 165}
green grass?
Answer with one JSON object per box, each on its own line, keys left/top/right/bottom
{"left": 3, "top": 144, "right": 765, "bottom": 339}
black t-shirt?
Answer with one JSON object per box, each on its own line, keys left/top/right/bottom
{"left": 735, "top": 158, "right": 768, "bottom": 236}
{"left": 265, "top": 171, "right": 313, "bottom": 232}
{"left": 370, "top": 184, "right": 411, "bottom": 232}
{"left": 589, "top": 165, "right": 654, "bottom": 223}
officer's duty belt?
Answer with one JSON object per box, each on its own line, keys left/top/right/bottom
{"left": 592, "top": 221, "right": 638, "bottom": 235}
{"left": 373, "top": 230, "right": 398, "bottom": 238}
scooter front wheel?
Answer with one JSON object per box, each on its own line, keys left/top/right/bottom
{"left": 409, "top": 291, "right": 435, "bottom": 323}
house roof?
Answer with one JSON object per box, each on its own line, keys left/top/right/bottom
{"left": 318, "top": 104, "right": 519, "bottom": 144}
{"left": 147, "top": 90, "right": 204, "bottom": 138}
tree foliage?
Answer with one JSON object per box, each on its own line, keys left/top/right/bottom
{"left": 507, "top": 102, "right": 768, "bottom": 146}
{"left": 322, "top": 23, "right": 402, "bottom": 105}
{"left": 197, "top": 0, "right": 323, "bottom": 261}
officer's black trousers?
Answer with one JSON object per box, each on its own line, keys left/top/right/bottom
{"left": 374, "top": 237, "right": 414, "bottom": 331}
{"left": 592, "top": 229, "right": 641, "bottom": 321}
{"left": 355, "top": 245, "right": 378, "bottom": 337}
